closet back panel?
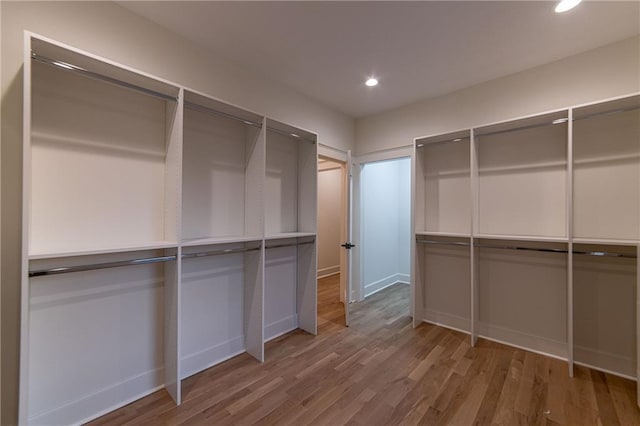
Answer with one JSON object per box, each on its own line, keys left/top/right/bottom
{"left": 477, "top": 124, "right": 567, "bottom": 238}
{"left": 420, "top": 140, "right": 471, "bottom": 234}
{"left": 574, "top": 252, "right": 636, "bottom": 377}
{"left": 30, "top": 61, "right": 168, "bottom": 255}
{"left": 180, "top": 252, "right": 245, "bottom": 378}
{"left": 266, "top": 131, "right": 298, "bottom": 234}
{"left": 27, "top": 254, "right": 165, "bottom": 425}
{"left": 421, "top": 244, "right": 470, "bottom": 332}
{"left": 478, "top": 247, "right": 567, "bottom": 357}
{"left": 182, "top": 108, "right": 246, "bottom": 239}
{"left": 264, "top": 245, "right": 298, "bottom": 341}
{"left": 573, "top": 109, "right": 640, "bottom": 240}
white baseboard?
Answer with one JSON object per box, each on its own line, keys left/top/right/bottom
{"left": 423, "top": 309, "right": 470, "bottom": 334}
{"left": 264, "top": 314, "right": 298, "bottom": 342}
{"left": 574, "top": 345, "right": 635, "bottom": 379}
{"left": 364, "top": 273, "right": 410, "bottom": 297}
{"left": 181, "top": 335, "right": 246, "bottom": 379}
{"left": 318, "top": 265, "right": 340, "bottom": 279}
{"left": 477, "top": 322, "right": 567, "bottom": 359}
{"left": 30, "top": 367, "right": 164, "bottom": 426}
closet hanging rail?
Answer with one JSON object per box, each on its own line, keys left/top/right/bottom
{"left": 31, "top": 52, "right": 179, "bottom": 103}
{"left": 475, "top": 117, "right": 568, "bottom": 139}
{"left": 573, "top": 103, "right": 640, "bottom": 122}
{"left": 267, "top": 126, "right": 316, "bottom": 144}
{"left": 573, "top": 249, "right": 636, "bottom": 259}
{"left": 184, "top": 101, "right": 262, "bottom": 128}
{"left": 266, "top": 241, "right": 315, "bottom": 250}
{"left": 29, "top": 255, "right": 177, "bottom": 277}
{"left": 182, "top": 246, "right": 261, "bottom": 259}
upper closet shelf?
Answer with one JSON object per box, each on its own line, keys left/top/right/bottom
{"left": 572, "top": 237, "right": 640, "bottom": 247}
{"left": 184, "top": 89, "right": 263, "bottom": 127}
{"left": 29, "top": 240, "right": 178, "bottom": 260}
{"left": 474, "top": 110, "right": 569, "bottom": 137}
{"left": 30, "top": 35, "right": 180, "bottom": 101}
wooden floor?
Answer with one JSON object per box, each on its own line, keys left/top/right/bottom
{"left": 90, "top": 278, "right": 640, "bottom": 425}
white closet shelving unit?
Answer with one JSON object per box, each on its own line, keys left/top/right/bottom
{"left": 413, "top": 130, "right": 471, "bottom": 334}
{"left": 412, "top": 93, "right": 640, "bottom": 395}
{"left": 264, "top": 120, "right": 318, "bottom": 342}
{"left": 20, "top": 33, "right": 318, "bottom": 425}
{"left": 572, "top": 95, "right": 640, "bottom": 381}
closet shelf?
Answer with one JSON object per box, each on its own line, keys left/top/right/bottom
{"left": 473, "top": 233, "right": 568, "bottom": 244}
{"left": 415, "top": 231, "right": 471, "bottom": 238}
{"left": 181, "top": 236, "right": 263, "bottom": 247}
{"left": 572, "top": 237, "right": 640, "bottom": 247}
{"left": 29, "top": 240, "right": 178, "bottom": 260}
{"left": 265, "top": 232, "right": 316, "bottom": 240}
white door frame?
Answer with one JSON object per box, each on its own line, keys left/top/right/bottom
{"left": 351, "top": 146, "right": 414, "bottom": 303}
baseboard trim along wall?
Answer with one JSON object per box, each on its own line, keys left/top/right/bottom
{"left": 364, "top": 273, "right": 410, "bottom": 298}
{"left": 317, "top": 265, "right": 340, "bottom": 279}
{"left": 264, "top": 314, "right": 299, "bottom": 342}
{"left": 181, "top": 336, "right": 247, "bottom": 380}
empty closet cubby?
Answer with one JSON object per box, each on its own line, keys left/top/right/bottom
{"left": 28, "top": 38, "right": 182, "bottom": 258}
{"left": 573, "top": 95, "right": 640, "bottom": 243}
{"left": 475, "top": 239, "right": 568, "bottom": 357}
{"left": 180, "top": 241, "right": 264, "bottom": 378}
{"left": 414, "top": 236, "right": 471, "bottom": 333}
{"left": 25, "top": 249, "right": 178, "bottom": 425}
{"left": 182, "top": 91, "right": 264, "bottom": 245}
{"left": 474, "top": 111, "right": 569, "bottom": 240}
{"left": 415, "top": 131, "right": 471, "bottom": 237}
{"left": 265, "top": 119, "right": 317, "bottom": 238}
{"left": 264, "top": 237, "right": 317, "bottom": 342}
{"left": 573, "top": 244, "right": 637, "bottom": 378}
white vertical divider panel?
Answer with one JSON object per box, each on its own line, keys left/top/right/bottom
{"left": 412, "top": 142, "right": 424, "bottom": 327}
{"left": 297, "top": 239, "right": 317, "bottom": 334}
{"left": 164, "top": 90, "right": 183, "bottom": 403}
{"left": 470, "top": 129, "right": 479, "bottom": 346}
{"left": 19, "top": 32, "right": 33, "bottom": 426}
{"left": 298, "top": 138, "right": 318, "bottom": 234}
{"left": 245, "top": 118, "right": 266, "bottom": 361}
{"left": 637, "top": 243, "right": 640, "bottom": 407}
{"left": 567, "top": 108, "right": 574, "bottom": 378}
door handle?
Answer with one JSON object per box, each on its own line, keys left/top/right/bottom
{"left": 341, "top": 242, "right": 355, "bottom": 249}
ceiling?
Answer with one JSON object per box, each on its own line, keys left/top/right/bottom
{"left": 119, "top": 1, "right": 640, "bottom": 118}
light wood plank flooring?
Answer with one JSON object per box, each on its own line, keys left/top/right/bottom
{"left": 90, "top": 278, "right": 640, "bottom": 425}
{"left": 317, "top": 273, "right": 345, "bottom": 330}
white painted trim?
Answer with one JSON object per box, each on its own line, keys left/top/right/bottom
{"left": 573, "top": 345, "right": 636, "bottom": 380}
{"left": 356, "top": 145, "right": 412, "bottom": 165}
{"left": 180, "top": 336, "right": 246, "bottom": 380}
{"left": 423, "top": 310, "right": 471, "bottom": 334}
{"left": 318, "top": 144, "right": 348, "bottom": 162}
{"left": 317, "top": 265, "right": 340, "bottom": 278}
{"left": 421, "top": 317, "right": 471, "bottom": 335}
{"left": 477, "top": 322, "right": 567, "bottom": 359}
{"left": 264, "top": 314, "right": 298, "bottom": 342}
{"left": 28, "top": 367, "right": 164, "bottom": 426}
{"left": 364, "top": 273, "right": 409, "bottom": 298}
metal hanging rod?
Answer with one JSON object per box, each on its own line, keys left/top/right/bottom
{"left": 417, "top": 239, "right": 471, "bottom": 247}
{"left": 31, "top": 52, "right": 179, "bottom": 103}
{"left": 417, "top": 239, "right": 636, "bottom": 258}
{"left": 573, "top": 103, "right": 640, "bottom": 122}
{"left": 266, "top": 241, "right": 315, "bottom": 250}
{"left": 182, "top": 246, "right": 261, "bottom": 260}
{"left": 267, "top": 126, "right": 316, "bottom": 144}
{"left": 475, "top": 117, "right": 568, "bottom": 139}
{"left": 29, "top": 255, "right": 176, "bottom": 278}
{"left": 184, "top": 101, "right": 262, "bottom": 129}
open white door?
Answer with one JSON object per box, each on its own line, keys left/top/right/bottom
{"left": 340, "top": 150, "right": 355, "bottom": 325}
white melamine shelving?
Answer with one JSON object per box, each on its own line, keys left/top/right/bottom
{"left": 182, "top": 90, "right": 264, "bottom": 243}
{"left": 415, "top": 131, "right": 471, "bottom": 235}
{"left": 474, "top": 111, "right": 568, "bottom": 240}
{"left": 21, "top": 33, "right": 319, "bottom": 425}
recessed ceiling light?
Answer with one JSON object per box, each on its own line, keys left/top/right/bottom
{"left": 555, "top": 0, "right": 582, "bottom": 13}
{"left": 365, "top": 77, "right": 378, "bottom": 87}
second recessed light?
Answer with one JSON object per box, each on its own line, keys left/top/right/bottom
{"left": 365, "top": 77, "right": 378, "bottom": 87}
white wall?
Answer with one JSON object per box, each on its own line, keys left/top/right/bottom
{"left": 355, "top": 36, "right": 640, "bottom": 155}
{"left": 361, "top": 157, "right": 411, "bottom": 297}
{"left": 0, "top": 2, "right": 354, "bottom": 423}
{"left": 317, "top": 162, "right": 343, "bottom": 277}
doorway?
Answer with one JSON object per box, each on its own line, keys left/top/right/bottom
{"left": 317, "top": 156, "right": 349, "bottom": 331}
{"left": 354, "top": 156, "right": 411, "bottom": 313}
